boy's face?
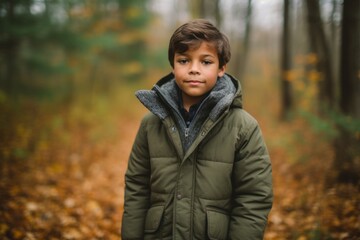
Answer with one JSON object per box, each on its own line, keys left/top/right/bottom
{"left": 173, "top": 41, "right": 226, "bottom": 109}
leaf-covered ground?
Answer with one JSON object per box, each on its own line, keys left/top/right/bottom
{"left": 0, "top": 98, "right": 359, "bottom": 239}
{"left": 263, "top": 119, "right": 360, "bottom": 239}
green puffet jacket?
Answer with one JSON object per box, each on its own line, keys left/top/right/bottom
{"left": 121, "top": 73, "right": 273, "bottom": 240}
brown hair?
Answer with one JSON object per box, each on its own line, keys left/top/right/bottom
{"left": 168, "top": 19, "right": 231, "bottom": 69}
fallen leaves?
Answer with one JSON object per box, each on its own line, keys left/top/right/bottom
{"left": 263, "top": 118, "right": 360, "bottom": 240}
{"left": 0, "top": 101, "right": 140, "bottom": 239}
{"left": 1, "top": 100, "right": 359, "bottom": 239}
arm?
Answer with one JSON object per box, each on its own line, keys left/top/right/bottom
{"left": 229, "top": 119, "right": 273, "bottom": 240}
{"left": 121, "top": 118, "right": 151, "bottom": 240}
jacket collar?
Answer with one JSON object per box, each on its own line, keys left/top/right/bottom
{"left": 135, "top": 72, "right": 242, "bottom": 121}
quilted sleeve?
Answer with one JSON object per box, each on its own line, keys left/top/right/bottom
{"left": 229, "top": 116, "right": 273, "bottom": 240}
{"left": 121, "top": 116, "right": 151, "bottom": 240}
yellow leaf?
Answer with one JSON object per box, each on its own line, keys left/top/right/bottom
{"left": 122, "top": 61, "right": 143, "bottom": 75}
{"left": 63, "top": 228, "right": 82, "bottom": 239}
{"left": 0, "top": 224, "right": 9, "bottom": 235}
{"left": 306, "top": 53, "right": 318, "bottom": 65}
{"left": 26, "top": 202, "right": 39, "bottom": 212}
{"left": 125, "top": 7, "right": 141, "bottom": 19}
{"left": 0, "top": 90, "right": 6, "bottom": 103}
{"left": 293, "top": 79, "right": 305, "bottom": 91}
{"left": 356, "top": 131, "right": 360, "bottom": 140}
{"left": 308, "top": 70, "right": 322, "bottom": 82}
{"left": 283, "top": 70, "right": 297, "bottom": 82}
{"left": 12, "top": 229, "right": 24, "bottom": 239}
{"left": 117, "top": 31, "right": 144, "bottom": 45}
{"left": 86, "top": 200, "right": 103, "bottom": 218}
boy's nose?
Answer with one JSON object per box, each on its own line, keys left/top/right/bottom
{"left": 189, "top": 62, "right": 200, "bottom": 75}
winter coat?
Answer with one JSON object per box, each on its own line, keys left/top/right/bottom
{"left": 121, "top": 73, "right": 273, "bottom": 240}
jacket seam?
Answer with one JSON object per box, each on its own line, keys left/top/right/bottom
{"left": 197, "top": 159, "right": 233, "bottom": 164}
{"left": 190, "top": 150, "right": 198, "bottom": 240}
{"left": 194, "top": 195, "right": 231, "bottom": 201}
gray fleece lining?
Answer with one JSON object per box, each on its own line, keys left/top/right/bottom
{"left": 135, "top": 90, "right": 169, "bottom": 120}
{"left": 135, "top": 73, "right": 240, "bottom": 151}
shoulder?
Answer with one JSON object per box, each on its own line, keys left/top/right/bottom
{"left": 225, "top": 108, "right": 259, "bottom": 131}
{"left": 223, "top": 108, "right": 263, "bottom": 145}
{"left": 139, "top": 112, "right": 163, "bottom": 129}
{"left": 230, "top": 109, "right": 269, "bottom": 150}
{"left": 141, "top": 112, "right": 158, "bottom": 123}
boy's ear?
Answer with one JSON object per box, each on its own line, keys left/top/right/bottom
{"left": 218, "top": 64, "right": 226, "bottom": 77}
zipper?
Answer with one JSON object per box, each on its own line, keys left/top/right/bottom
{"left": 154, "top": 84, "right": 211, "bottom": 135}
{"left": 186, "top": 94, "right": 210, "bottom": 130}
{"left": 185, "top": 128, "right": 189, "bottom": 138}
{"left": 164, "top": 123, "right": 182, "bottom": 240}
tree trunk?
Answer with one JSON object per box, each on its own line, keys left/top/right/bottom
{"left": 190, "top": 0, "right": 221, "bottom": 25}
{"left": 232, "top": 0, "right": 252, "bottom": 81}
{"left": 339, "top": 1, "right": 360, "bottom": 118}
{"left": 1, "top": 0, "right": 17, "bottom": 96}
{"left": 330, "top": 0, "right": 340, "bottom": 104}
{"left": 280, "top": 0, "right": 293, "bottom": 119}
{"left": 190, "top": 0, "right": 205, "bottom": 19}
{"left": 333, "top": 0, "right": 360, "bottom": 184}
{"left": 214, "top": 0, "right": 221, "bottom": 27}
{"left": 305, "top": 0, "right": 335, "bottom": 105}
{"left": 240, "top": 0, "right": 252, "bottom": 79}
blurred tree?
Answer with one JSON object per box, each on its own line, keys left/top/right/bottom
{"left": 189, "top": 0, "right": 204, "bottom": 19}
{"left": 213, "top": 0, "right": 221, "bottom": 27}
{"left": 333, "top": 0, "right": 360, "bottom": 184}
{"left": 189, "top": 0, "right": 221, "bottom": 26}
{"left": 117, "top": 0, "right": 149, "bottom": 81}
{"left": 0, "top": 0, "right": 17, "bottom": 95}
{"left": 0, "top": 0, "right": 89, "bottom": 100}
{"left": 305, "top": 0, "right": 334, "bottom": 105}
{"left": 0, "top": 0, "right": 150, "bottom": 101}
{"left": 329, "top": 0, "right": 341, "bottom": 103}
{"left": 232, "top": 0, "right": 252, "bottom": 81}
{"left": 280, "top": 0, "right": 293, "bottom": 119}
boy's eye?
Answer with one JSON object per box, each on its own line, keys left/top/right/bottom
{"left": 177, "top": 59, "right": 188, "bottom": 64}
{"left": 202, "top": 60, "right": 213, "bottom": 65}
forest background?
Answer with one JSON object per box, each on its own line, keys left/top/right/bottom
{"left": 0, "top": 0, "right": 359, "bottom": 239}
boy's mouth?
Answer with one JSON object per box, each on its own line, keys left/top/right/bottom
{"left": 184, "top": 80, "right": 204, "bottom": 86}
{"left": 185, "top": 80, "right": 204, "bottom": 83}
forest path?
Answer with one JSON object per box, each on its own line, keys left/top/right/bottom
{"left": 0, "top": 114, "right": 140, "bottom": 240}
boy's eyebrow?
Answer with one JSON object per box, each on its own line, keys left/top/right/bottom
{"left": 175, "top": 53, "right": 216, "bottom": 58}
{"left": 201, "top": 54, "right": 216, "bottom": 58}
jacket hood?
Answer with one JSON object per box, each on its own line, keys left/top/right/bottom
{"left": 135, "top": 72, "right": 243, "bottom": 121}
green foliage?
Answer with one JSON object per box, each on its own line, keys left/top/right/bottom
{"left": 24, "top": 52, "right": 73, "bottom": 75}
{"left": 297, "top": 110, "right": 338, "bottom": 140}
{"left": 297, "top": 107, "right": 360, "bottom": 141}
{"left": 0, "top": 0, "right": 151, "bottom": 101}
{"left": 326, "top": 109, "right": 360, "bottom": 134}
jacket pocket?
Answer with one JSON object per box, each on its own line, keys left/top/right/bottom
{"left": 206, "top": 208, "right": 229, "bottom": 240}
{"left": 144, "top": 205, "right": 164, "bottom": 234}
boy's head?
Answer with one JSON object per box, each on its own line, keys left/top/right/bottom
{"left": 168, "top": 19, "right": 231, "bottom": 69}
{"left": 167, "top": 19, "right": 231, "bottom": 109}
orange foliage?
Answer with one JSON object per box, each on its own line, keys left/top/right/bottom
{"left": 285, "top": 53, "right": 325, "bottom": 113}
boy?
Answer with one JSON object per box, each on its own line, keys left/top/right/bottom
{"left": 121, "top": 19, "right": 273, "bottom": 239}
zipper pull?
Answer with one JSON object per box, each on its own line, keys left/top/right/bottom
{"left": 185, "top": 128, "right": 189, "bottom": 138}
